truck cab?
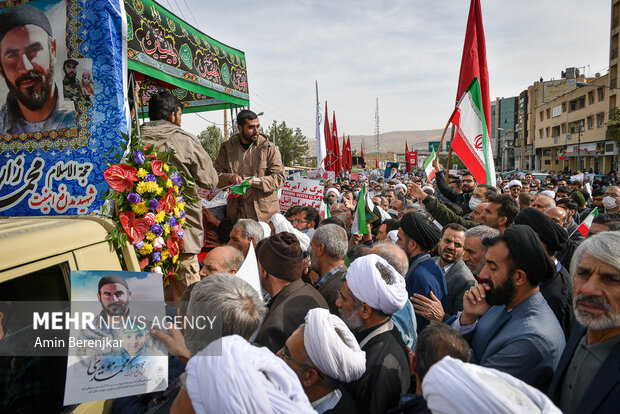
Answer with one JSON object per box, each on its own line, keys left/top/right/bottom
{"left": 0, "top": 216, "right": 140, "bottom": 413}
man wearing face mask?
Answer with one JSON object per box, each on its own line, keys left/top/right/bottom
{"left": 603, "top": 186, "right": 620, "bottom": 213}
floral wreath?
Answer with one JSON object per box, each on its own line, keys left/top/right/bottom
{"left": 102, "top": 135, "right": 197, "bottom": 286}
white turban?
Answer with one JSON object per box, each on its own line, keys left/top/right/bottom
{"left": 422, "top": 356, "right": 562, "bottom": 414}
{"left": 422, "top": 185, "right": 435, "bottom": 195}
{"left": 541, "top": 190, "right": 556, "bottom": 199}
{"left": 395, "top": 183, "right": 407, "bottom": 193}
{"left": 270, "top": 213, "right": 311, "bottom": 252}
{"left": 186, "top": 335, "right": 315, "bottom": 414}
{"left": 345, "top": 254, "right": 407, "bottom": 314}
{"left": 387, "top": 230, "right": 398, "bottom": 244}
{"left": 508, "top": 179, "right": 522, "bottom": 188}
{"left": 258, "top": 221, "right": 272, "bottom": 239}
{"left": 326, "top": 188, "right": 341, "bottom": 200}
{"left": 304, "top": 308, "right": 366, "bottom": 383}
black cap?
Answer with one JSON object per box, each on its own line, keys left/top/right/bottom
{"left": 0, "top": 4, "right": 53, "bottom": 42}
{"left": 502, "top": 225, "right": 555, "bottom": 284}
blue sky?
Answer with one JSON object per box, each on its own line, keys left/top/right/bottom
{"left": 169, "top": 0, "right": 611, "bottom": 141}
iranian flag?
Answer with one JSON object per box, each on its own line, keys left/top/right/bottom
{"left": 449, "top": 78, "right": 496, "bottom": 186}
{"left": 424, "top": 146, "right": 437, "bottom": 180}
{"left": 228, "top": 178, "right": 252, "bottom": 198}
{"left": 574, "top": 208, "right": 599, "bottom": 238}
{"left": 352, "top": 185, "right": 369, "bottom": 235}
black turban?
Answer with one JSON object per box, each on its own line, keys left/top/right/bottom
{"left": 503, "top": 225, "right": 555, "bottom": 284}
{"left": 400, "top": 212, "right": 441, "bottom": 251}
{"left": 0, "top": 4, "right": 53, "bottom": 42}
{"left": 514, "top": 207, "right": 567, "bottom": 252}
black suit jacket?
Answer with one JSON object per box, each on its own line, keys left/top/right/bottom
{"left": 548, "top": 324, "right": 620, "bottom": 414}
{"left": 254, "top": 279, "right": 328, "bottom": 353}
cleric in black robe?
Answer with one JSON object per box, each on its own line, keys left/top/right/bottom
{"left": 336, "top": 254, "right": 411, "bottom": 414}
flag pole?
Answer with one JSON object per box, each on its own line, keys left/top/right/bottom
{"left": 437, "top": 114, "right": 454, "bottom": 159}
{"left": 446, "top": 125, "right": 455, "bottom": 170}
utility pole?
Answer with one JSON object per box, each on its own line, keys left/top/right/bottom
{"left": 223, "top": 109, "right": 228, "bottom": 140}
{"left": 374, "top": 97, "right": 380, "bottom": 153}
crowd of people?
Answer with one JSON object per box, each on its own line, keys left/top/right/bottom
{"left": 115, "top": 95, "right": 620, "bottom": 413}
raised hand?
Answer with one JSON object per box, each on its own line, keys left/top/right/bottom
{"left": 460, "top": 283, "right": 492, "bottom": 325}
{"left": 411, "top": 291, "right": 445, "bottom": 321}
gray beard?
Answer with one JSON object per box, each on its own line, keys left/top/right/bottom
{"left": 573, "top": 294, "right": 620, "bottom": 330}
{"left": 340, "top": 307, "right": 364, "bottom": 331}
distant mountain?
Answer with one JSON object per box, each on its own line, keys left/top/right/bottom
{"left": 306, "top": 128, "right": 445, "bottom": 156}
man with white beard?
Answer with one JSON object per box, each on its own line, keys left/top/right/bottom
{"left": 548, "top": 231, "right": 620, "bottom": 414}
{"left": 335, "top": 254, "right": 410, "bottom": 414}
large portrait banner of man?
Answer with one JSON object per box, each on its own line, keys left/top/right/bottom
{"left": 0, "top": 0, "right": 127, "bottom": 216}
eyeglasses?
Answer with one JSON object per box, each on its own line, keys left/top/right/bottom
{"left": 288, "top": 219, "right": 308, "bottom": 225}
{"left": 278, "top": 344, "right": 324, "bottom": 379}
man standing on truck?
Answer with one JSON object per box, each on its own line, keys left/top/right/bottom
{"left": 214, "top": 109, "right": 285, "bottom": 221}
{"left": 141, "top": 91, "right": 218, "bottom": 302}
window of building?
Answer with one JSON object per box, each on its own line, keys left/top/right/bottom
{"left": 562, "top": 102, "right": 567, "bottom": 112}
{"left": 539, "top": 128, "right": 543, "bottom": 138}
{"left": 546, "top": 108, "right": 551, "bottom": 119}
{"left": 546, "top": 127, "right": 550, "bottom": 137}
{"left": 552, "top": 125, "right": 561, "bottom": 136}
{"left": 540, "top": 111, "right": 544, "bottom": 121}
{"left": 561, "top": 123, "right": 566, "bottom": 134}
{"left": 598, "top": 88, "right": 605, "bottom": 101}
{"left": 588, "top": 116, "right": 594, "bottom": 129}
{"left": 588, "top": 91, "right": 595, "bottom": 104}
{"left": 597, "top": 112, "right": 605, "bottom": 127}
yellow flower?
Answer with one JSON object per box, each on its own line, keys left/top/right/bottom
{"left": 137, "top": 168, "right": 148, "bottom": 179}
{"left": 164, "top": 224, "right": 171, "bottom": 235}
{"left": 136, "top": 182, "right": 148, "bottom": 194}
{"left": 139, "top": 243, "right": 153, "bottom": 255}
{"left": 145, "top": 181, "right": 158, "bottom": 193}
{"left": 177, "top": 202, "right": 186, "bottom": 211}
{"left": 172, "top": 253, "right": 179, "bottom": 264}
{"left": 131, "top": 202, "right": 149, "bottom": 215}
{"left": 146, "top": 231, "right": 156, "bottom": 241}
{"left": 179, "top": 218, "right": 185, "bottom": 226}
{"left": 174, "top": 186, "right": 180, "bottom": 194}
{"left": 155, "top": 211, "right": 166, "bottom": 223}
{"left": 163, "top": 164, "right": 169, "bottom": 172}
{"left": 156, "top": 186, "right": 163, "bottom": 195}
{"left": 166, "top": 179, "right": 173, "bottom": 188}
{"left": 161, "top": 249, "right": 169, "bottom": 261}
{"left": 174, "top": 207, "right": 180, "bottom": 218}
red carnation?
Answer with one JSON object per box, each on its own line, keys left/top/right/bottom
{"left": 104, "top": 164, "right": 138, "bottom": 193}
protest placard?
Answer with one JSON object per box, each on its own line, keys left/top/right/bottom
{"left": 279, "top": 177, "right": 324, "bottom": 212}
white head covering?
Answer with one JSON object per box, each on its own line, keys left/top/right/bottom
{"left": 270, "top": 213, "right": 311, "bottom": 252}
{"left": 541, "top": 190, "right": 556, "bottom": 198}
{"left": 186, "top": 335, "right": 315, "bottom": 414}
{"left": 345, "top": 254, "right": 407, "bottom": 314}
{"left": 422, "top": 356, "right": 562, "bottom": 414}
{"left": 258, "top": 221, "right": 272, "bottom": 239}
{"left": 394, "top": 183, "right": 407, "bottom": 193}
{"left": 387, "top": 229, "right": 398, "bottom": 244}
{"left": 508, "top": 179, "right": 522, "bottom": 188}
{"left": 326, "top": 188, "right": 341, "bottom": 201}
{"left": 304, "top": 308, "right": 366, "bottom": 383}
{"left": 422, "top": 185, "right": 435, "bottom": 195}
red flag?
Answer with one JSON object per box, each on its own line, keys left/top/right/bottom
{"left": 405, "top": 142, "right": 411, "bottom": 173}
{"left": 375, "top": 157, "right": 379, "bottom": 169}
{"left": 360, "top": 144, "right": 366, "bottom": 168}
{"left": 342, "top": 135, "right": 348, "bottom": 172}
{"left": 324, "top": 102, "right": 333, "bottom": 172}
{"left": 457, "top": 0, "right": 491, "bottom": 134}
{"left": 347, "top": 136, "right": 352, "bottom": 172}
{"left": 332, "top": 112, "right": 342, "bottom": 173}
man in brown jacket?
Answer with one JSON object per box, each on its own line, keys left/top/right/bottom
{"left": 254, "top": 232, "right": 328, "bottom": 353}
{"left": 141, "top": 91, "right": 218, "bottom": 301}
{"left": 215, "top": 110, "right": 285, "bottom": 221}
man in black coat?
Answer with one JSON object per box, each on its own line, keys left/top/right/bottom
{"left": 548, "top": 232, "right": 620, "bottom": 414}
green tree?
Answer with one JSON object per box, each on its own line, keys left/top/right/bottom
{"left": 267, "top": 120, "right": 309, "bottom": 166}
{"left": 198, "top": 125, "right": 224, "bottom": 160}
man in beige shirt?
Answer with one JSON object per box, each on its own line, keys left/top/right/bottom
{"left": 141, "top": 91, "right": 218, "bottom": 301}
{"left": 215, "top": 110, "right": 285, "bottom": 221}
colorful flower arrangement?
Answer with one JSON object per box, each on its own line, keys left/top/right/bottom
{"left": 102, "top": 136, "right": 196, "bottom": 286}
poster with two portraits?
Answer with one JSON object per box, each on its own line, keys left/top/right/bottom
{"left": 0, "top": 0, "right": 128, "bottom": 216}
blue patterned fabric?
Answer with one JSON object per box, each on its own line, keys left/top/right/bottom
{"left": 0, "top": 0, "right": 127, "bottom": 216}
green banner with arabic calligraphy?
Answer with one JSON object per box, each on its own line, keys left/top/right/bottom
{"left": 124, "top": 0, "right": 249, "bottom": 110}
